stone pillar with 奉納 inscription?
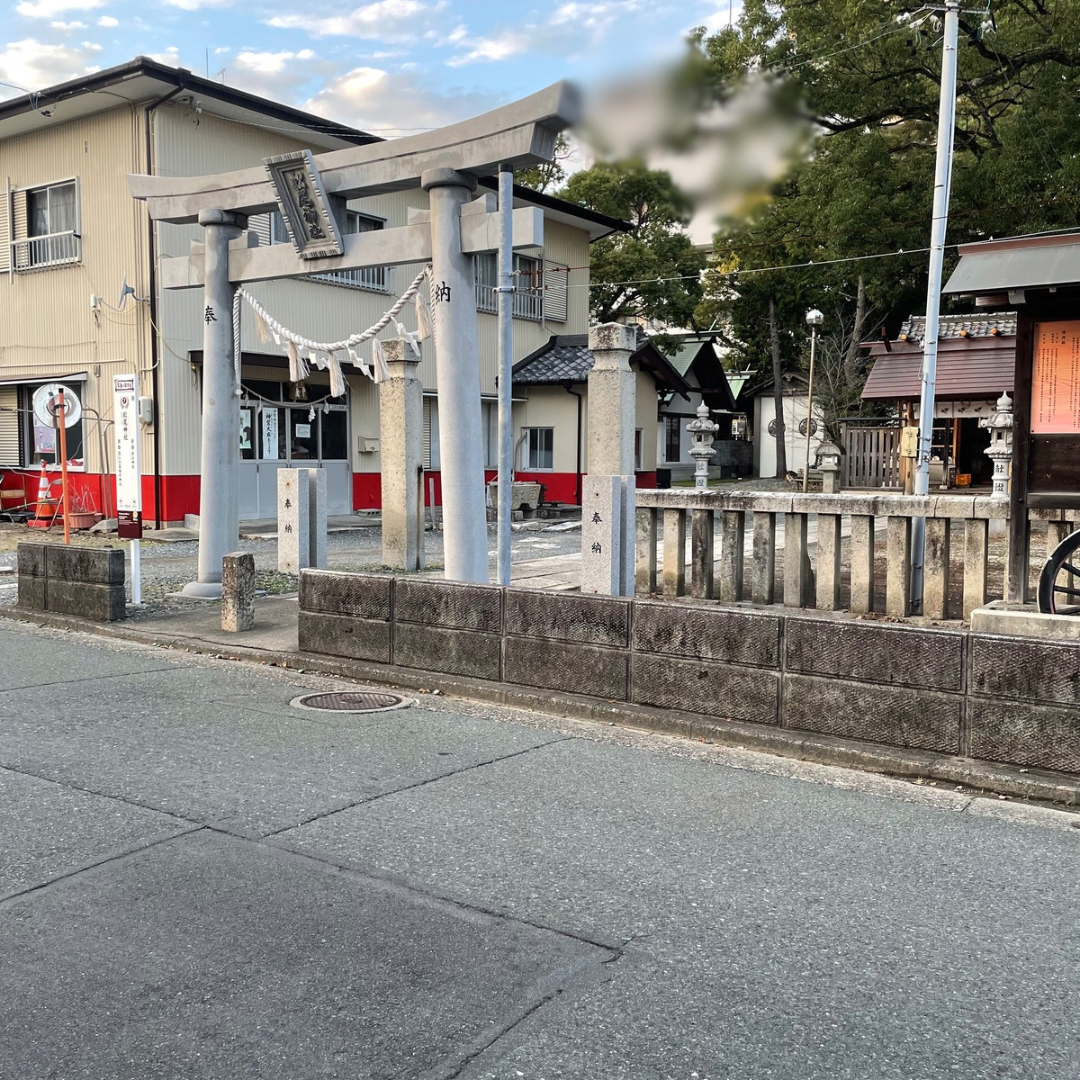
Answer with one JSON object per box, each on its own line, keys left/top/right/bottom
{"left": 581, "top": 323, "right": 637, "bottom": 596}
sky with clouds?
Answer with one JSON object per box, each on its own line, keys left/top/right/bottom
{"left": 0, "top": 0, "right": 742, "bottom": 136}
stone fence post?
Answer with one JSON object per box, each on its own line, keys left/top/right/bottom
{"left": 379, "top": 337, "right": 424, "bottom": 571}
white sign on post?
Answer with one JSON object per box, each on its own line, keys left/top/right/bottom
{"left": 113, "top": 375, "right": 143, "bottom": 604}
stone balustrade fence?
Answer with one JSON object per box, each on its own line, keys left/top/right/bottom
{"left": 635, "top": 490, "right": 1079, "bottom": 621}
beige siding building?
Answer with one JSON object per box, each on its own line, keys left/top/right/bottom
{"left": 0, "top": 58, "right": 618, "bottom": 523}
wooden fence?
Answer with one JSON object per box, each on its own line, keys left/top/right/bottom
{"left": 842, "top": 425, "right": 901, "bottom": 489}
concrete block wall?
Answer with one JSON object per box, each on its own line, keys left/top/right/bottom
{"left": 298, "top": 570, "right": 1080, "bottom": 776}
{"left": 17, "top": 542, "right": 126, "bottom": 621}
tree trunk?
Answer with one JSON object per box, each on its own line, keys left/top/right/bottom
{"left": 769, "top": 297, "right": 787, "bottom": 477}
{"left": 843, "top": 275, "right": 867, "bottom": 385}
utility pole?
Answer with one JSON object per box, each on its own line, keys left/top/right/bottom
{"left": 910, "top": 0, "right": 960, "bottom": 614}
{"left": 496, "top": 165, "right": 514, "bottom": 586}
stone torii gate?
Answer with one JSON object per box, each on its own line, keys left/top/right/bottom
{"left": 129, "top": 83, "right": 579, "bottom": 595}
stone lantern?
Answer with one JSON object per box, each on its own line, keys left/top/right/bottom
{"left": 979, "top": 391, "right": 1013, "bottom": 500}
{"left": 815, "top": 438, "right": 843, "bottom": 494}
{"left": 687, "top": 402, "right": 720, "bottom": 489}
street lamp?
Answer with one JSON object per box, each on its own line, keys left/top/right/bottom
{"left": 803, "top": 308, "right": 824, "bottom": 492}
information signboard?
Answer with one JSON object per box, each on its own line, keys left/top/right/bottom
{"left": 1032, "top": 321, "right": 1080, "bottom": 434}
{"left": 113, "top": 375, "right": 142, "bottom": 539}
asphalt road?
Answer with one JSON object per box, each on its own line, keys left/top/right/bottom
{"left": 2, "top": 618, "right": 1078, "bottom": 1079}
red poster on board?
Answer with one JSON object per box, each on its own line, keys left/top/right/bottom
{"left": 118, "top": 510, "right": 143, "bottom": 539}
{"left": 1032, "top": 321, "right": 1080, "bottom": 433}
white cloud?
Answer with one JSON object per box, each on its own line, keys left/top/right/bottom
{"left": 162, "top": 0, "right": 234, "bottom": 10}
{"left": 97, "top": 14, "right": 118, "bottom": 26}
{"left": 15, "top": 0, "right": 104, "bottom": 17}
{"left": 50, "top": 19, "right": 87, "bottom": 28}
{"left": 234, "top": 49, "right": 315, "bottom": 76}
{"left": 445, "top": 29, "right": 528, "bottom": 67}
{"left": 304, "top": 66, "right": 499, "bottom": 136}
{"left": 0, "top": 38, "right": 103, "bottom": 95}
{"left": 266, "top": 1, "right": 446, "bottom": 41}
{"left": 145, "top": 46, "right": 182, "bottom": 67}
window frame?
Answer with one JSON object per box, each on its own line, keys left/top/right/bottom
{"left": 15, "top": 177, "right": 81, "bottom": 271}
{"left": 522, "top": 426, "right": 555, "bottom": 471}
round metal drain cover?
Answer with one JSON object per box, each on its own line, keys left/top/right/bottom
{"left": 290, "top": 690, "right": 413, "bottom": 714}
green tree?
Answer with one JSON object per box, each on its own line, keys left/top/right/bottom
{"left": 695, "top": 0, "right": 1080, "bottom": 442}
{"left": 557, "top": 161, "right": 706, "bottom": 342}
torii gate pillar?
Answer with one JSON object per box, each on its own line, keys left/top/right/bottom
{"left": 183, "top": 208, "right": 245, "bottom": 598}
{"left": 422, "top": 169, "right": 489, "bottom": 583}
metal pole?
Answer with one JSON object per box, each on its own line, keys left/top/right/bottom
{"left": 131, "top": 538, "right": 142, "bottom": 605}
{"left": 182, "top": 208, "right": 244, "bottom": 598}
{"left": 496, "top": 166, "right": 514, "bottom": 586}
{"left": 421, "top": 168, "right": 489, "bottom": 583}
{"left": 802, "top": 326, "right": 817, "bottom": 492}
{"left": 910, "top": 0, "right": 960, "bottom": 614}
{"left": 57, "top": 390, "right": 71, "bottom": 545}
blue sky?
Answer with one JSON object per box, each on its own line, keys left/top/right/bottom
{"left": 1, "top": 1, "right": 742, "bottom": 135}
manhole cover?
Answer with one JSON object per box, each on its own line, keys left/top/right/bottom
{"left": 290, "top": 690, "right": 413, "bottom": 714}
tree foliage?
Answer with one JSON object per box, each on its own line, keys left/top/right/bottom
{"left": 695, "top": 0, "right": 1080, "bottom": 431}
{"left": 557, "top": 161, "right": 706, "bottom": 341}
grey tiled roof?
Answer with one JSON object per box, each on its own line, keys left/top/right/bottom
{"left": 899, "top": 312, "right": 1017, "bottom": 340}
{"left": 513, "top": 335, "right": 595, "bottom": 383}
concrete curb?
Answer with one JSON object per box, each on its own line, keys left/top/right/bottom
{"left": 3, "top": 602, "right": 1079, "bottom": 807}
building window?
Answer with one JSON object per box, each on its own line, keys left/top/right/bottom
{"left": 269, "top": 209, "right": 388, "bottom": 291}
{"left": 635, "top": 428, "right": 643, "bottom": 471}
{"left": 665, "top": 415, "right": 682, "bottom": 462}
{"left": 0, "top": 382, "right": 84, "bottom": 469}
{"left": 14, "top": 180, "right": 80, "bottom": 270}
{"left": 523, "top": 427, "right": 554, "bottom": 470}
{"left": 475, "top": 252, "right": 544, "bottom": 320}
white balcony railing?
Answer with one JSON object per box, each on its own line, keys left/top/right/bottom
{"left": 308, "top": 265, "right": 388, "bottom": 291}
{"left": 11, "top": 231, "right": 81, "bottom": 271}
{"left": 475, "top": 283, "right": 544, "bottom": 320}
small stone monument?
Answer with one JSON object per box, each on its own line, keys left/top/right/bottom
{"left": 582, "top": 323, "right": 637, "bottom": 596}
{"left": 980, "top": 392, "right": 1013, "bottom": 500}
{"left": 221, "top": 551, "right": 255, "bottom": 632}
{"left": 686, "top": 402, "right": 719, "bottom": 489}
{"left": 815, "top": 439, "right": 843, "bottom": 494}
{"left": 307, "top": 467, "right": 328, "bottom": 568}
{"left": 379, "top": 337, "right": 424, "bottom": 570}
{"left": 278, "top": 467, "right": 327, "bottom": 574}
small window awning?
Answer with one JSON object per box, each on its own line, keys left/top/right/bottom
{"left": 944, "top": 234, "right": 1080, "bottom": 296}
{"left": 0, "top": 372, "right": 87, "bottom": 387}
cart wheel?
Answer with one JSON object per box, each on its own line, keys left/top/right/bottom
{"left": 1037, "top": 528, "right": 1080, "bottom": 615}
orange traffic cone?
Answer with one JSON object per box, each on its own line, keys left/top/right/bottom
{"left": 28, "top": 462, "right": 56, "bottom": 529}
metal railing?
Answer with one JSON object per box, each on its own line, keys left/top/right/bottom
{"left": 475, "top": 283, "right": 544, "bottom": 320}
{"left": 308, "top": 265, "right": 388, "bottom": 291}
{"left": 11, "top": 231, "right": 81, "bottom": 271}
{"left": 635, "top": 489, "right": 1080, "bottom": 621}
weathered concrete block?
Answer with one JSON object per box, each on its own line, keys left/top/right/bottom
{"left": 504, "top": 637, "right": 628, "bottom": 700}
{"left": 966, "top": 698, "right": 1080, "bottom": 772}
{"left": 221, "top": 551, "right": 255, "bottom": 633}
{"left": 46, "top": 581, "right": 126, "bottom": 622}
{"left": 785, "top": 617, "right": 964, "bottom": 692}
{"left": 631, "top": 654, "right": 779, "bottom": 724}
{"left": 278, "top": 469, "right": 311, "bottom": 575}
{"left": 308, "top": 468, "right": 328, "bottom": 570}
{"left": 393, "top": 623, "right": 501, "bottom": 680}
{"left": 504, "top": 589, "right": 630, "bottom": 647}
{"left": 298, "top": 611, "right": 391, "bottom": 664}
{"left": 969, "top": 635, "right": 1080, "bottom": 707}
{"left": 783, "top": 673, "right": 962, "bottom": 754}
{"left": 16, "top": 543, "right": 46, "bottom": 578}
{"left": 632, "top": 601, "right": 780, "bottom": 668}
{"left": 45, "top": 544, "right": 124, "bottom": 585}
{"left": 395, "top": 579, "right": 502, "bottom": 632}
{"left": 16, "top": 575, "right": 46, "bottom": 610}
{"left": 299, "top": 571, "right": 392, "bottom": 621}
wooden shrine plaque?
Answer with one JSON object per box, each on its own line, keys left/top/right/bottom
{"left": 1032, "top": 320, "right": 1080, "bottom": 433}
